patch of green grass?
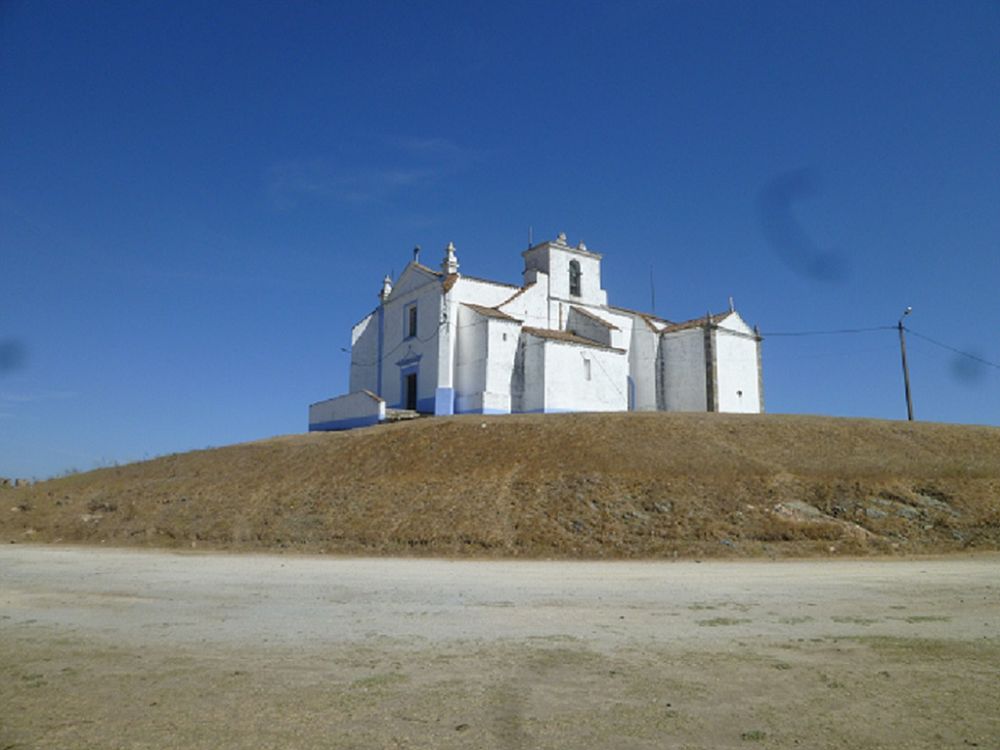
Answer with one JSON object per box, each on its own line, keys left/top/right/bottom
{"left": 831, "top": 616, "right": 880, "bottom": 625}
{"left": 741, "top": 729, "right": 767, "bottom": 741}
{"left": 849, "top": 636, "right": 1000, "bottom": 663}
{"left": 696, "top": 617, "right": 751, "bottom": 627}
{"left": 350, "top": 672, "right": 408, "bottom": 690}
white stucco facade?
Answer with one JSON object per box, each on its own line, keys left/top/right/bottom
{"left": 310, "top": 233, "right": 764, "bottom": 430}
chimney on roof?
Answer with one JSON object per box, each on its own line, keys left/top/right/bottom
{"left": 442, "top": 241, "right": 459, "bottom": 275}
{"left": 412, "top": 245, "right": 421, "bottom": 264}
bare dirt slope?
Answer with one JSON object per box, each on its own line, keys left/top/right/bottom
{"left": 3, "top": 412, "right": 999, "bottom": 557}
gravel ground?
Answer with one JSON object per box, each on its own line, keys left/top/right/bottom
{"left": 2, "top": 546, "right": 999, "bottom": 749}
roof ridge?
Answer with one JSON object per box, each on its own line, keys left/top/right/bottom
{"left": 463, "top": 302, "right": 521, "bottom": 321}
{"left": 522, "top": 326, "right": 625, "bottom": 353}
{"left": 498, "top": 282, "right": 536, "bottom": 307}
{"left": 661, "top": 310, "right": 733, "bottom": 333}
{"left": 607, "top": 304, "right": 671, "bottom": 324}
{"left": 458, "top": 274, "right": 519, "bottom": 290}
{"left": 569, "top": 305, "right": 620, "bottom": 330}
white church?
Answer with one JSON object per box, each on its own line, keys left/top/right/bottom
{"left": 309, "top": 233, "right": 763, "bottom": 430}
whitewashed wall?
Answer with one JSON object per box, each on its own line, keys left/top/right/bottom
{"left": 660, "top": 329, "right": 708, "bottom": 411}
{"left": 497, "top": 275, "right": 549, "bottom": 329}
{"left": 379, "top": 266, "right": 442, "bottom": 412}
{"left": 626, "top": 319, "right": 661, "bottom": 411}
{"left": 349, "top": 311, "right": 378, "bottom": 393}
{"left": 436, "top": 299, "right": 458, "bottom": 412}
{"left": 542, "top": 341, "right": 629, "bottom": 412}
{"left": 454, "top": 304, "right": 488, "bottom": 413}
{"left": 714, "top": 315, "right": 762, "bottom": 413}
{"left": 450, "top": 277, "right": 520, "bottom": 308}
{"left": 483, "top": 318, "right": 520, "bottom": 413}
{"left": 512, "top": 335, "right": 546, "bottom": 412}
{"left": 454, "top": 307, "right": 521, "bottom": 414}
{"left": 566, "top": 307, "right": 613, "bottom": 347}
{"left": 524, "top": 241, "right": 608, "bottom": 307}
{"left": 308, "top": 390, "right": 385, "bottom": 431}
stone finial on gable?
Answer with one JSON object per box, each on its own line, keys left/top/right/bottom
{"left": 577, "top": 241, "right": 588, "bottom": 252}
{"left": 555, "top": 232, "right": 568, "bottom": 246}
{"left": 442, "top": 241, "right": 459, "bottom": 275}
{"left": 379, "top": 274, "right": 393, "bottom": 302}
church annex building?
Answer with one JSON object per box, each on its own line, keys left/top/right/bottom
{"left": 309, "top": 233, "right": 763, "bottom": 431}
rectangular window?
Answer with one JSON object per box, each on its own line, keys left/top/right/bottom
{"left": 406, "top": 304, "right": 418, "bottom": 338}
{"left": 583, "top": 358, "right": 592, "bottom": 381}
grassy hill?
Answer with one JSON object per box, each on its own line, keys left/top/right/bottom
{"left": 3, "top": 412, "right": 999, "bottom": 558}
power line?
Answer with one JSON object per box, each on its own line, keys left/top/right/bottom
{"left": 762, "top": 322, "right": 999, "bottom": 372}
{"left": 762, "top": 325, "right": 895, "bottom": 337}
{"left": 906, "top": 327, "right": 1000, "bottom": 371}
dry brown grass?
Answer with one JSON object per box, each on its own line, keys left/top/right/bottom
{"left": 3, "top": 412, "right": 999, "bottom": 558}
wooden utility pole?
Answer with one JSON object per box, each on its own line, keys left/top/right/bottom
{"left": 898, "top": 308, "right": 914, "bottom": 421}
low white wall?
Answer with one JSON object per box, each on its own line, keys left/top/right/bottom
{"left": 309, "top": 391, "right": 385, "bottom": 431}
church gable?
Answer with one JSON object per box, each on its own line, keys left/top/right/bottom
{"left": 386, "top": 262, "right": 442, "bottom": 301}
{"left": 716, "top": 311, "right": 756, "bottom": 337}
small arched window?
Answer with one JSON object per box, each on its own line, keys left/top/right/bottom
{"left": 569, "top": 260, "right": 582, "bottom": 296}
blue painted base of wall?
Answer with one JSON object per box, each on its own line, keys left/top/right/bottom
{"left": 434, "top": 387, "right": 455, "bottom": 416}
{"left": 309, "top": 414, "right": 380, "bottom": 431}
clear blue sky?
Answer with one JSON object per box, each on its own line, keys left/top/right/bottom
{"left": 2, "top": 1, "right": 998, "bottom": 478}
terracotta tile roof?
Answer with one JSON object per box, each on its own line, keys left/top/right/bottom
{"left": 661, "top": 311, "right": 733, "bottom": 334}
{"left": 522, "top": 326, "right": 626, "bottom": 353}
{"left": 570, "top": 306, "right": 620, "bottom": 330}
{"left": 607, "top": 304, "right": 673, "bottom": 326}
{"left": 457, "top": 274, "right": 520, "bottom": 290}
{"left": 499, "top": 282, "right": 536, "bottom": 306}
{"left": 638, "top": 314, "right": 662, "bottom": 332}
{"left": 442, "top": 273, "right": 460, "bottom": 292}
{"left": 463, "top": 303, "right": 521, "bottom": 322}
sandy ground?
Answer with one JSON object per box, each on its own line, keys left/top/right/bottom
{"left": 2, "top": 546, "right": 998, "bottom": 749}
